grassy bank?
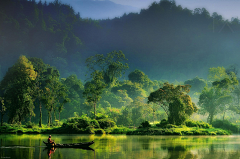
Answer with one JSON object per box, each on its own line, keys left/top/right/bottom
{"left": 126, "top": 126, "right": 231, "bottom": 135}
{"left": 0, "top": 118, "right": 232, "bottom": 136}
{"left": 0, "top": 123, "right": 135, "bottom": 135}
{"left": 0, "top": 123, "right": 230, "bottom": 135}
{"left": 126, "top": 120, "right": 231, "bottom": 135}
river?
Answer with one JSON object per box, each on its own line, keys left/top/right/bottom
{"left": 1, "top": 134, "right": 240, "bottom": 159}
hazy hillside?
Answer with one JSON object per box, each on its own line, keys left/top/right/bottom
{"left": 0, "top": 0, "right": 240, "bottom": 82}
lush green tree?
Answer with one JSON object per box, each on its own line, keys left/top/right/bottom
{"left": 128, "top": 69, "right": 149, "bottom": 84}
{"left": 99, "top": 89, "right": 133, "bottom": 108}
{"left": 56, "top": 84, "right": 69, "bottom": 121}
{"left": 106, "top": 107, "right": 121, "bottom": 123}
{"left": 148, "top": 82, "right": 197, "bottom": 124}
{"left": 168, "top": 98, "right": 188, "bottom": 125}
{"left": 28, "top": 57, "right": 47, "bottom": 127}
{"left": 198, "top": 86, "right": 223, "bottom": 124}
{"left": 42, "top": 81, "right": 68, "bottom": 126}
{"left": 85, "top": 50, "right": 129, "bottom": 87}
{"left": 111, "top": 80, "right": 147, "bottom": 99}
{"left": 128, "top": 69, "right": 154, "bottom": 92}
{"left": 149, "top": 103, "right": 160, "bottom": 124}
{"left": 83, "top": 70, "right": 106, "bottom": 119}
{"left": 0, "top": 55, "right": 37, "bottom": 123}
{"left": 117, "top": 107, "right": 132, "bottom": 126}
{"left": 0, "top": 97, "right": 6, "bottom": 126}
{"left": 60, "top": 74, "right": 84, "bottom": 118}
{"left": 212, "top": 71, "right": 238, "bottom": 90}
{"left": 184, "top": 76, "right": 206, "bottom": 94}
{"left": 208, "top": 67, "right": 228, "bottom": 82}
{"left": 200, "top": 68, "right": 238, "bottom": 123}
{"left": 62, "top": 74, "right": 84, "bottom": 99}
{"left": 129, "top": 96, "right": 151, "bottom": 126}
{"left": 41, "top": 67, "right": 68, "bottom": 126}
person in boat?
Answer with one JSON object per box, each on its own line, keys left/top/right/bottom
{"left": 48, "top": 135, "right": 56, "bottom": 146}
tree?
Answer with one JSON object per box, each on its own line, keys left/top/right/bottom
{"left": 56, "top": 83, "right": 69, "bottom": 121}
{"left": 28, "top": 57, "right": 48, "bottom": 127}
{"left": 200, "top": 69, "right": 238, "bottom": 124}
{"left": 111, "top": 80, "right": 147, "bottom": 99}
{"left": 147, "top": 82, "right": 197, "bottom": 124}
{"left": 0, "top": 56, "right": 37, "bottom": 123}
{"left": 168, "top": 98, "right": 188, "bottom": 125}
{"left": 184, "top": 77, "right": 206, "bottom": 94}
{"left": 0, "top": 97, "right": 6, "bottom": 126}
{"left": 41, "top": 67, "right": 67, "bottom": 126}
{"left": 208, "top": 67, "right": 228, "bottom": 82}
{"left": 128, "top": 69, "right": 153, "bottom": 91}
{"left": 130, "top": 96, "right": 150, "bottom": 126}
{"left": 83, "top": 70, "right": 106, "bottom": 119}
{"left": 85, "top": 50, "right": 129, "bottom": 87}
{"left": 198, "top": 86, "right": 223, "bottom": 124}
{"left": 117, "top": 107, "right": 132, "bottom": 126}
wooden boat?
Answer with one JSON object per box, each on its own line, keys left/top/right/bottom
{"left": 43, "top": 140, "right": 94, "bottom": 148}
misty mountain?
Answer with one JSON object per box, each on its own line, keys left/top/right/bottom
{"left": 0, "top": 0, "right": 240, "bottom": 82}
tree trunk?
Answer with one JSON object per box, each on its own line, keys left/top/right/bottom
{"left": 209, "top": 112, "right": 214, "bottom": 124}
{"left": 53, "top": 109, "right": 56, "bottom": 124}
{"left": 153, "top": 110, "right": 155, "bottom": 124}
{"left": 1, "top": 114, "right": 3, "bottom": 126}
{"left": 48, "top": 111, "right": 51, "bottom": 126}
{"left": 19, "top": 113, "right": 22, "bottom": 124}
{"left": 94, "top": 102, "right": 96, "bottom": 119}
{"left": 222, "top": 111, "right": 226, "bottom": 121}
{"left": 39, "top": 102, "right": 42, "bottom": 127}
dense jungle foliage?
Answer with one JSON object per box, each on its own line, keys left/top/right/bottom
{"left": 1, "top": 0, "right": 240, "bottom": 133}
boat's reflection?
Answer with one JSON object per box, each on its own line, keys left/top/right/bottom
{"left": 43, "top": 146, "right": 95, "bottom": 158}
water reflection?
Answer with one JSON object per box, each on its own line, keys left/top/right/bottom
{"left": 43, "top": 147, "right": 56, "bottom": 159}
{"left": 1, "top": 134, "right": 240, "bottom": 159}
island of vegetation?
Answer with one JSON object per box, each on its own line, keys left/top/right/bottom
{"left": 1, "top": 0, "right": 240, "bottom": 136}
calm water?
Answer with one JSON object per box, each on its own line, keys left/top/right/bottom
{"left": 1, "top": 134, "right": 240, "bottom": 159}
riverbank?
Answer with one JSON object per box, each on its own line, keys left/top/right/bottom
{"left": 126, "top": 126, "right": 231, "bottom": 135}
{"left": 0, "top": 123, "right": 231, "bottom": 135}
{"left": 0, "top": 123, "right": 134, "bottom": 134}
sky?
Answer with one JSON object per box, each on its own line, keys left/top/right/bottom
{"left": 42, "top": 0, "right": 240, "bottom": 20}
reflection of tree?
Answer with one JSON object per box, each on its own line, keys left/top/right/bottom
{"left": 138, "top": 138, "right": 150, "bottom": 150}
{"left": 162, "top": 145, "right": 196, "bottom": 159}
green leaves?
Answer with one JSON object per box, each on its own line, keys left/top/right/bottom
{"left": 148, "top": 82, "right": 196, "bottom": 124}
{"left": 85, "top": 50, "right": 128, "bottom": 86}
{"left": 0, "top": 56, "right": 37, "bottom": 123}
{"left": 83, "top": 70, "right": 107, "bottom": 119}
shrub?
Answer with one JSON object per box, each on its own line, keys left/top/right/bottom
{"left": 96, "top": 113, "right": 108, "bottom": 120}
{"left": 85, "top": 126, "right": 94, "bottom": 134}
{"left": 94, "top": 129, "right": 105, "bottom": 134}
{"left": 140, "top": 121, "right": 151, "bottom": 128}
{"left": 67, "top": 116, "right": 91, "bottom": 129}
{"left": 98, "top": 118, "right": 116, "bottom": 129}
{"left": 90, "top": 119, "right": 100, "bottom": 128}
{"left": 25, "top": 121, "right": 36, "bottom": 128}
{"left": 212, "top": 119, "right": 239, "bottom": 133}
{"left": 185, "top": 120, "right": 212, "bottom": 128}
{"left": 156, "top": 119, "right": 169, "bottom": 128}
{"left": 165, "top": 124, "right": 178, "bottom": 128}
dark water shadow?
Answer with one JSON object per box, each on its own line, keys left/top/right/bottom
{"left": 43, "top": 146, "right": 95, "bottom": 158}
